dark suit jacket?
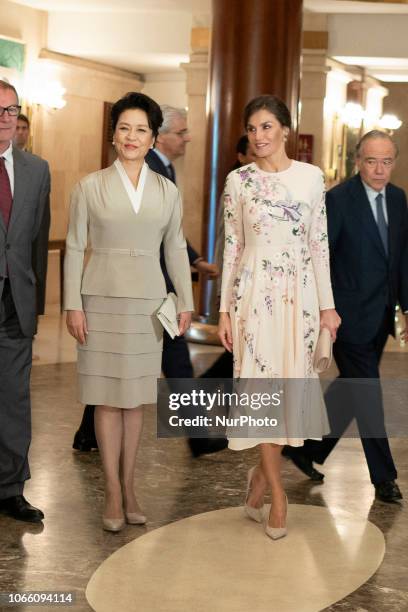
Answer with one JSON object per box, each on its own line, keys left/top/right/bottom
{"left": 327, "top": 173, "right": 408, "bottom": 343}
{"left": 32, "top": 191, "right": 51, "bottom": 316}
{"left": 145, "top": 149, "right": 200, "bottom": 292}
{"left": 0, "top": 147, "right": 51, "bottom": 336}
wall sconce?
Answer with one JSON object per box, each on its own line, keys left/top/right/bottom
{"left": 340, "top": 102, "right": 365, "bottom": 129}
{"left": 24, "top": 60, "right": 67, "bottom": 111}
{"left": 378, "top": 114, "right": 402, "bottom": 132}
{"left": 22, "top": 66, "right": 67, "bottom": 153}
{"left": 28, "top": 80, "right": 66, "bottom": 110}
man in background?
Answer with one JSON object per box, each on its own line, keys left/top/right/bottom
{"left": 13, "top": 113, "right": 30, "bottom": 151}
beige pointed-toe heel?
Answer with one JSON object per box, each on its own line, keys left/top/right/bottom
{"left": 265, "top": 495, "right": 288, "bottom": 540}
{"left": 244, "top": 466, "right": 264, "bottom": 523}
{"left": 102, "top": 517, "right": 125, "bottom": 532}
{"left": 125, "top": 512, "right": 147, "bottom": 525}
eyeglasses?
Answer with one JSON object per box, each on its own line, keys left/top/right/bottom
{"left": 0, "top": 105, "right": 22, "bottom": 117}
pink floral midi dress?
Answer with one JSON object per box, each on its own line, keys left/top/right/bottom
{"left": 220, "top": 161, "right": 335, "bottom": 449}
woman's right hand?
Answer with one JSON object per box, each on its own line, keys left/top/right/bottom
{"left": 66, "top": 310, "right": 88, "bottom": 344}
{"left": 218, "top": 312, "right": 233, "bottom": 352}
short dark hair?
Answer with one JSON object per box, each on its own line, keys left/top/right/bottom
{"left": 0, "top": 79, "right": 19, "bottom": 102}
{"left": 17, "top": 113, "right": 30, "bottom": 127}
{"left": 356, "top": 129, "right": 398, "bottom": 158}
{"left": 236, "top": 135, "right": 249, "bottom": 156}
{"left": 111, "top": 92, "right": 163, "bottom": 137}
{"left": 244, "top": 94, "right": 291, "bottom": 130}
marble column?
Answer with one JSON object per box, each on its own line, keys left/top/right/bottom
{"left": 181, "top": 29, "right": 209, "bottom": 256}
{"left": 299, "top": 50, "right": 329, "bottom": 172}
{"left": 201, "top": 0, "right": 303, "bottom": 315}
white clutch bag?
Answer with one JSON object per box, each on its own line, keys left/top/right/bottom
{"left": 313, "top": 327, "right": 333, "bottom": 373}
{"left": 157, "top": 292, "right": 179, "bottom": 339}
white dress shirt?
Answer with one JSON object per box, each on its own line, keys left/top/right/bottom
{"left": 1, "top": 142, "right": 14, "bottom": 196}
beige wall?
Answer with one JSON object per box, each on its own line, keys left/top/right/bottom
{"left": 142, "top": 72, "right": 187, "bottom": 108}
{"left": 383, "top": 84, "right": 408, "bottom": 196}
{"left": 32, "top": 51, "right": 143, "bottom": 242}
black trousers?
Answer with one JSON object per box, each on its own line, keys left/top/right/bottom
{"left": 302, "top": 309, "right": 397, "bottom": 485}
{"left": 200, "top": 350, "right": 233, "bottom": 379}
{"left": 0, "top": 281, "right": 32, "bottom": 499}
{"left": 161, "top": 331, "right": 193, "bottom": 378}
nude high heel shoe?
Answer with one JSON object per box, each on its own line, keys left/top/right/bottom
{"left": 265, "top": 495, "right": 288, "bottom": 540}
{"left": 102, "top": 517, "right": 125, "bottom": 532}
{"left": 244, "top": 466, "right": 264, "bottom": 523}
{"left": 125, "top": 511, "right": 147, "bottom": 525}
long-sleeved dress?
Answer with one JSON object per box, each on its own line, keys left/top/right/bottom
{"left": 64, "top": 163, "right": 194, "bottom": 409}
{"left": 220, "top": 161, "right": 335, "bottom": 449}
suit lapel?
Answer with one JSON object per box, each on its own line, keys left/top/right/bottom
{"left": 8, "top": 147, "right": 29, "bottom": 234}
{"left": 351, "top": 174, "right": 387, "bottom": 259}
{"left": 385, "top": 184, "right": 398, "bottom": 267}
{"left": 146, "top": 149, "right": 169, "bottom": 179}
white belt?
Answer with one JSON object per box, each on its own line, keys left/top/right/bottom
{"left": 92, "top": 248, "right": 156, "bottom": 257}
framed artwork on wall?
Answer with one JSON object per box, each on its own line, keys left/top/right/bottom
{"left": 0, "top": 36, "right": 25, "bottom": 86}
{"left": 0, "top": 37, "right": 25, "bottom": 72}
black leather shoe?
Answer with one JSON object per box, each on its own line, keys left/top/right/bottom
{"left": 375, "top": 481, "right": 403, "bottom": 503}
{"left": 282, "top": 445, "right": 324, "bottom": 481}
{"left": 72, "top": 429, "right": 98, "bottom": 452}
{"left": 0, "top": 496, "right": 44, "bottom": 523}
{"left": 188, "top": 438, "right": 228, "bottom": 458}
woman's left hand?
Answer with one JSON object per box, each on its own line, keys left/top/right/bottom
{"left": 320, "top": 308, "right": 341, "bottom": 342}
{"left": 178, "top": 311, "right": 192, "bottom": 336}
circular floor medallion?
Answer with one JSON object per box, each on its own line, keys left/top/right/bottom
{"left": 86, "top": 504, "right": 385, "bottom": 612}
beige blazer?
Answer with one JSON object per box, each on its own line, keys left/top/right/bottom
{"left": 64, "top": 164, "right": 194, "bottom": 313}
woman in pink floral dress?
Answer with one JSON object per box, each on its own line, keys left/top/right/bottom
{"left": 218, "top": 95, "right": 341, "bottom": 539}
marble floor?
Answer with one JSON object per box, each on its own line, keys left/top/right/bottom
{"left": 0, "top": 309, "right": 407, "bottom": 611}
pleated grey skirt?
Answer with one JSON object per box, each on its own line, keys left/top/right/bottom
{"left": 78, "top": 295, "right": 163, "bottom": 409}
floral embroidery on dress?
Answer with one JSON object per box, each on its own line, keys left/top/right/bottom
{"left": 220, "top": 162, "right": 334, "bottom": 381}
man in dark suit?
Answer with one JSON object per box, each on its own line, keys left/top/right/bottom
{"left": 284, "top": 130, "right": 408, "bottom": 502}
{"left": 73, "top": 105, "right": 226, "bottom": 457}
{"left": 0, "top": 80, "right": 51, "bottom": 522}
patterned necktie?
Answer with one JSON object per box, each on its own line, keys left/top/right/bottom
{"left": 375, "top": 193, "right": 388, "bottom": 255}
{"left": 0, "top": 157, "right": 13, "bottom": 228}
{"left": 167, "top": 163, "right": 176, "bottom": 184}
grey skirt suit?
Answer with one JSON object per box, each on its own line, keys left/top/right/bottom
{"left": 64, "top": 164, "right": 194, "bottom": 408}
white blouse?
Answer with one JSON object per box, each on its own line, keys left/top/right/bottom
{"left": 114, "top": 159, "right": 148, "bottom": 214}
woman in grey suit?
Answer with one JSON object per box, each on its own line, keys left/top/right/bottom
{"left": 64, "top": 93, "right": 194, "bottom": 531}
